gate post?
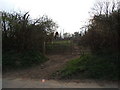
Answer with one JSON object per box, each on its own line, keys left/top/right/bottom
{"left": 43, "top": 41, "right": 46, "bottom": 55}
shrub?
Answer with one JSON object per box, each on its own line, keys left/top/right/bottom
{"left": 2, "top": 50, "right": 48, "bottom": 71}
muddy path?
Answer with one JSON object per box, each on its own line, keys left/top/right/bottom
{"left": 3, "top": 54, "right": 80, "bottom": 79}
{"left": 2, "top": 54, "right": 119, "bottom": 88}
{"left": 2, "top": 44, "right": 119, "bottom": 88}
{"left": 3, "top": 78, "right": 119, "bottom": 88}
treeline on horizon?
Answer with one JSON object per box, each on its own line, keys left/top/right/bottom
{"left": 1, "top": 0, "right": 119, "bottom": 55}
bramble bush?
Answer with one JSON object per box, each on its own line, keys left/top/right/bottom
{"left": 3, "top": 50, "right": 48, "bottom": 71}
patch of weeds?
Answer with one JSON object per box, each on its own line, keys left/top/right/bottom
{"left": 3, "top": 50, "right": 48, "bottom": 71}
{"left": 59, "top": 54, "right": 119, "bottom": 80}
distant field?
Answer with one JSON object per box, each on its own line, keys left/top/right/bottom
{"left": 53, "top": 40, "right": 71, "bottom": 45}
{"left": 46, "top": 40, "right": 72, "bottom": 54}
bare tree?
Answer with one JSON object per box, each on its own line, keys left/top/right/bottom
{"left": 92, "top": 0, "right": 118, "bottom": 16}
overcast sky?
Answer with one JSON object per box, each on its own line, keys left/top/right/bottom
{"left": 0, "top": 0, "right": 96, "bottom": 34}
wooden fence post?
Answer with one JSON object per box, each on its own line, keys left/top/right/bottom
{"left": 71, "top": 39, "right": 73, "bottom": 55}
{"left": 43, "top": 41, "right": 46, "bottom": 55}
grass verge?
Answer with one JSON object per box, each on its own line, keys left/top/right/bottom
{"left": 59, "top": 53, "right": 119, "bottom": 80}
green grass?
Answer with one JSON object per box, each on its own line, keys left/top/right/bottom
{"left": 46, "top": 40, "right": 72, "bottom": 54}
{"left": 3, "top": 50, "right": 48, "bottom": 71}
{"left": 53, "top": 40, "right": 71, "bottom": 45}
{"left": 59, "top": 53, "right": 119, "bottom": 80}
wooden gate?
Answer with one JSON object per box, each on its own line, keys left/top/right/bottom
{"left": 45, "top": 40, "right": 73, "bottom": 55}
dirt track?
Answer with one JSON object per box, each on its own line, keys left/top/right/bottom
{"left": 3, "top": 54, "right": 80, "bottom": 79}
{"left": 2, "top": 54, "right": 119, "bottom": 88}
{"left": 3, "top": 78, "right": 118, "bottom": 88}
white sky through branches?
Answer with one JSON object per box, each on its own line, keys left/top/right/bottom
{"left": 0, "top": 0, "right": 96, "bottom": 34}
